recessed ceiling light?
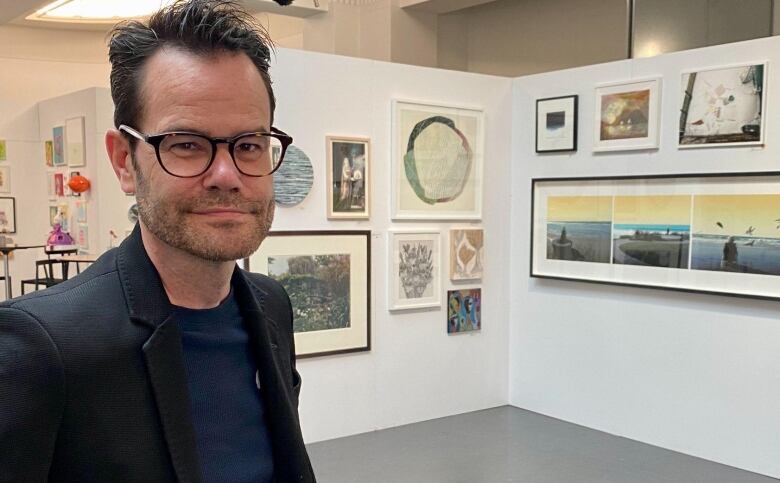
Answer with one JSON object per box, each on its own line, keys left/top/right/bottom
{"left": 29, "top": 0, "right": 176, "bottom": 23}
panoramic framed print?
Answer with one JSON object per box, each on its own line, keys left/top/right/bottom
{"left": 327, "top": 136, "right": 370, "bottom": 219}
{"left": 536, "top": 95, "right": 578, "bottom": 153}
{"left": 392, "top": 100, "right": 484, "bottom": 220}
{"left": 389, "top": 229, "right": 441, "bottom": 310}
{"left": 679, "top": 62, "right": 767, "bottom": 148}
{"left": 593, "top": 78, "right": 661, "bottom": 152}
{"left": 449, "top": 227, "right": 484, "bottom": 281}
{"left": 531, "top": 172, "right": 780, "bottom": 301}
{"left": 247, "top": 230, "right": 371, "bottom": 358}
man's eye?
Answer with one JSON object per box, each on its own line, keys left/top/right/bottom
{"left": 173, "top": 142, "right": 201, "bottom": 151}
{"left": 237, "top": 143, "right": 262, "bottom": 152}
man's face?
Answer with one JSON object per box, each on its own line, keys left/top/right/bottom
{"left": 132, "top": 47, "right": 275, "bottom": 262}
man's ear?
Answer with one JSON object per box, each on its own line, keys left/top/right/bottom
{"left": 106, "top": 129, "right": 137, "bottom": 194}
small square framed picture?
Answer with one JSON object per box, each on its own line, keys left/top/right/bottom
{"left": 535, "top": 95, "right": 578, "bottom": 153}
{"left": 593, "top": 77, "right": 661, "bottom": 152}
{"left": 326, "top": 136, "right": 370, "bottom": 219}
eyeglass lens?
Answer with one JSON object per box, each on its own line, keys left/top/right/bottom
{"left": 158, "top": 133, "right": 283, "bottom": 177}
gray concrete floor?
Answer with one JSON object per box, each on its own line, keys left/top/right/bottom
{"left": 306, "top": 406, "right": 777, "bottom": 483}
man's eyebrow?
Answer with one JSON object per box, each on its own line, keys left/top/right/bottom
{"left": 157, "top": 125, "right": 271, "bottom": 135}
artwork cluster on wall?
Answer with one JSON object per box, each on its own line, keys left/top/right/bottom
{"left": 534, "top": 62, "right": 767, "bottom": 153}
{"left": 531, "top": 172, "right": 780, "bottom": 300}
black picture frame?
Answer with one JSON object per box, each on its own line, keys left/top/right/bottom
{"left": 535, "top": 94, "right": 578, "bottom": 153}
{"left": 531, "top": 171, "right": 780, "bottom": 302}
{"left": 0, "top": 197, "right": 16, "bottom": 234}
{"left": 246, "top": 230, "right": 371, "bottom": 359}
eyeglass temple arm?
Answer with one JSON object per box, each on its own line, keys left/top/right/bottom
{"left": 118, "top": 124, "right": 147, "bottom": 142}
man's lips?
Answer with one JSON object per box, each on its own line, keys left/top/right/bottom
{"left": 191, "top": 207, "right": 250, "bottom": 217}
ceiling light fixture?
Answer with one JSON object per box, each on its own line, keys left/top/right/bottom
{"left": 29, "top": 0, "right": 176, "bottom": 23}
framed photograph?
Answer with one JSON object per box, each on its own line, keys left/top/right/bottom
{"left": 52, "top": 126, "right": 66, "bottom": 166}
{"left": 273, "top": 145, "right": 313, "bottom": 206}
{"left": 389, "top": 229, "right": 441, "bottom": 310}
{"left": 327, "top": 136, "right": 370, "bottom": 219}
{"left": 0, "top": 166, "right": 9, "bottom": 193}
{"left": 531, "top": 172, "right": 780, "bottom": 301}
{"left": 449, "top": 228, "right": 484, "bottom": 281}
{"left": 392, "top": 100, "right": 484, "bottom": 220}
{"left": 679, "top": 62, "right": 767, "bottom": 148}
{"left": 247, "top": 230, "right": 370, "bottom": 358}
{"left": 0, "top": 197, "right": 16, "bottom": 233}
{"left": 593, "top": 78, "right": 661, "bottom": 152}
{"left": 65, "top": 117, "right": 86, "bottom": 167}
{"left": 447, "top": 288, "right": 481, "bottom": 334}
{"left": 536, "top": 95, "right": 578, "bottom": 153}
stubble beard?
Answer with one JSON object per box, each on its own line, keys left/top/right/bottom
{"left": 134, "top": 166, "right": 275, "bottom": 263}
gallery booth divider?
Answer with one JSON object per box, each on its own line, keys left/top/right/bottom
{"left": 0, "top": 28, "right": 778, "bottom": 479}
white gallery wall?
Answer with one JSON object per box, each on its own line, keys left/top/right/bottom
{"left": 510, "top": 35, "right": 780, "bottom": 478}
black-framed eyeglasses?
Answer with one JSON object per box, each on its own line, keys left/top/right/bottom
{"left": 119, "top": 124, "right": 293, "bottom": 178}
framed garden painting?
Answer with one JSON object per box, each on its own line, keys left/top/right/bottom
{"left": 679, "top": 62, "right": 767, "bottom": 148}
{"left": 449, "top": 227, "right": 484, "bottom": 281}
{"left": 536, "top": 95, "right": 578, "bottom": 153}
{"left": 327, "top": 136, "right": 370, "bottom": 219}
{"left": 593, "top": 78, "right": 661, "bottom": 152}
{"left": 531, "top": 172, "right": 780, "bottom": 301}
{"left": 247, "top": 230, "right": 370, "bottom": 358}
{"left": 392, "top": 100, "right": 483, "bottom": 220}
{"left": 389, "top": 229, "right": 441, "bottom": 310}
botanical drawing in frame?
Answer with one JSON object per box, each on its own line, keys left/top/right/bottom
{"left": 389, "top": 229, "right": 441, "bottom": 310}
{"left": 247, "top": 230, "right": 370, "bottom": 358}
{"left": 536, "top": 95, "right": 578, "bottom": 153}
{"left": 0, "top": 197, "right": 16, "bottom": 233}
{"left": 326, "top": 136, "right": 370, "bottom": 219}
{"left": 65, "top": 117, "right": 86, "bottom": 167}
{"left": 531, "top": 172, "right": 780, "bottom": 301}
{"left": 392, "top": 100, "right": 484, "bottom": 220}
{"left": 679, "top": 62, "right": 767, "bottom": 148}
{"left": 593, "top": 78, "right": 661, "bottom": 152}
{"left": 449, "top": 227, "right": 484, "bottom": 281}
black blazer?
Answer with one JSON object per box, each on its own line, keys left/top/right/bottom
{"left": 0, "top": 227, "right": 316, "bottom": 482}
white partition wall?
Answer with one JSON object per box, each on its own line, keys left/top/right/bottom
{"left": 510, "top": 36, "right": 780, "bottom": 478}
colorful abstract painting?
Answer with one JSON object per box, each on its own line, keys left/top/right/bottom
{"left": 447, "top": 288, "right": 481, "bottom": 334}
{"left": 52, "top": 126, "right": 65, "bottom": 166}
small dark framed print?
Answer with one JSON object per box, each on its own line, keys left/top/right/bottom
{"left": 535, "top": 95, "right": 578, "bottom": 153}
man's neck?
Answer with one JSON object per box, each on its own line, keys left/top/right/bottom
{"left": 140, "top": 223, "right": 234, "bottom": 309}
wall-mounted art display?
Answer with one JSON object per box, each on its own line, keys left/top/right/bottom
{"left": 327, "top": 136, "right": 370, "bottom": 219}
{"left": 45, "top": 140, "right": 54, "bottom": 167}
{"left": 49, "top": 205, "right": 58, "bottom": 227}
{"left": 389, "top": 229, "right": 441, "bottom": 310}
{"left": 75, "top": 200, "right": 87, "bottom": 223}
{"left": 76, "top": 224, "right": 89, "bottom": 250}
{"left": 65, "top": 117, "right": 86, "bottom": 167}
{"left": 273, "top": 145, "right": 313, "bottom": 206}
{"left": 54, "top": 172, "right": 65, "bottom": 197}
{"left": 52, "top": 126, "right": 66, "bottom": 166}
{"left": 0, "top": 197, "right": 16, "bottom": 233}
{"left": 447, "top": 288, "right": 481, "bottom": 334}
{"left": 679, "top": 62, "right": 767, "bottom": 148}
{"left": 0, "top": 140, "right": 6, "bottom": 161}
{"left": 248, "top": 230, "right": 370, "bottom": 358}
{"left": 67, "top": 171, "right": 82, "bottom": 197}
{"left": 536, "top": 95, "right": 578, "bottom": 153}
{"left": 392, "top": 100, "right": 483, "bottom": 220}
{"left": 593, "top": 78, "right": 661, "bottom": 152}
{"left": 531, "top": 172, "right": 780, "bottom": 301}
{"left": 0, "top": 166, "right": 9, "bottom": 193}
{"left": 450, "top": 228, "right": 484, "bottom": 281}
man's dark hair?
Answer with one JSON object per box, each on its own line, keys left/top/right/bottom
{"left": 107, "top": 0, "right": 275, "bottom": 134}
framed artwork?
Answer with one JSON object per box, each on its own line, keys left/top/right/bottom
{"left": 45, "top": 140, "right": 54, "bottom": 167}
{"left": 52, "top": 126, "right": 66, "bottom": 166}
{"left": 392, "top": 100, "right": 483, "bottom": 220}
{"left": 75, "top": 200, "right": 87, "bottom": 223}
{"left": 326, "top": 136, "right": 370, "bottom": 219}
{"left": 449, "top": 228, "right": 484, "bottom": 281}
{"left": 65, "top": 117, "right": 86, "bottom": 167}
{"left": 54, "top": 173, "right": 65, "bottom": 197}
{"left": 447, "top": 288, "right": 481, "bottom": 334}
{"left": 68, "top": 171, "right": 82, "bottom": 197}
{"left": 679, "top": 62, "right": 767, "bottom": 148}
{"left": 58, "top": 203, "right": 70, "bottom": 232}
{"left": 389, "top": 229, "right": 441, "bottom": 310}
{"left": 49, "top": 205, "right": 59, "bottom": 227}
{"left": 0, "top": 166, "right": 9, "bottom": 193}
{"left": 536, "top": 95, "right": 578, "bottom": 153}
{"left": 76, "top": 224, "right": 89, "bottom": 250}
{"left": 0, "top": 197, "right": 16, "bottom": 233}
{"left": 273, "top": 145, "right": 313, "bottom": 206}
{"left": 531, "top": 172, "right": 780, "bottom": 301}
{"left": 593, "top": 78, "right": 661, "bottom": 152}
{"left": 0, "top": 139, "right": 6, "bottom": 160}
{"left": 247, "top": 230, "right": 370, "bottom": 358}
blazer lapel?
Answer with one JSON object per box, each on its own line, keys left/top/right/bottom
{"left": 117, "top": 226, "right": 202, "bottom": 483}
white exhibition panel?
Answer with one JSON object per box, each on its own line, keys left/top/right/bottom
{"left": 511, "top": 36, "right": 780, "bottom": 478}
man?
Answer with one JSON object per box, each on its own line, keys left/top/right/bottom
{"left": 0, "top": 1, "right": 316, "bottom": 481}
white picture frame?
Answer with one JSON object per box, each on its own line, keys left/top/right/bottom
{"left": 389, "top": 229, "right": 441, "bottom": 311}
{"left": 65, "top": 116, "right": 86, "bottom": 167}
{"left": 593, "top": 77, "right": 661, "bottom": 152}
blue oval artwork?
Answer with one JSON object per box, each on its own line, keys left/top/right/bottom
{"left": 273, "top": 145, "right": 314, "bottom": 206}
